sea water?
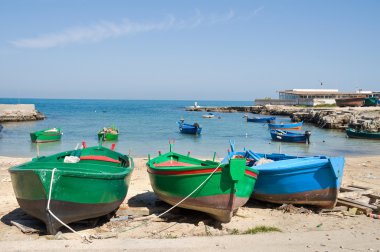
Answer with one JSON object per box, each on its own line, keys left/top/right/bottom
{"left": 0, "top": 98, "right": 379, "bottom": 158}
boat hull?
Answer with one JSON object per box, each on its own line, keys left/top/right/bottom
{"left": 268, "top": 122, "right": 303, "bottom": 130}
{"left": 180, "top": 127, "right": 202, "bottom": 134}
{"left": 346, "top": 128, "right": 380, "bottom": 139}
{"left": 153, "top": 191, "right": 248, "bottom": 222}
{"left": 98, "top": 132, "right": 118, "bottom": 141}
{"left": 364, "top": 97, "right": 378, "bottom": 107}
{"left": 178, "top": 122, "right": 202, "bottom": 135}
{"left": 30, "top": 132, "right": 62, "bottom": 143}
{"left": 9, "top": 147, "right": 133, "bottom": 234}
{"left": 247, "top": 117, "right": 276, "bottom": 123}
{"left": 147, "top": 153, "right": 258, "bottom": 222}
{"left": 16, "top": 198, "right": 123, "bottom": 235}
{"left": 251, "top": 157, "right": 344, "bottom": 208}
{"left": 270, "top": 130, "right": 308, "bottom": 143}
{"left": 335, "top": 97, "right": 365, "bottom": 107}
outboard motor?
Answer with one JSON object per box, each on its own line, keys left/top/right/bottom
{"left": 304, "top": 131, "right": 311, "bottom": 144}
{"left": 193, "top": 122, "right": 200, "bottom": 128}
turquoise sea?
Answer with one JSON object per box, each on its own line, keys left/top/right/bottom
{"left": 0, "top": 98, "right": 379, "bottom": 158}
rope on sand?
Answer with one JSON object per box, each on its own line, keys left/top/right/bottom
{"left": 121, "top": 163, "right": 223, "bottom": 232}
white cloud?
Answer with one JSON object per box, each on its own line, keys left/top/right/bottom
{"left": 10, "top": 9, "right": 258, "bottom": 49}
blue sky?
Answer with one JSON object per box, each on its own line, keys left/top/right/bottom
{"left": 0, "top": 0, "right": 379, "bottom": 100}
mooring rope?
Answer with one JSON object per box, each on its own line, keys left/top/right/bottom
{"left": 121, "top": 162, "right": 223, "bottom": 232}
{"left": 47, "top": 168, "right": 90, "bottom": 241}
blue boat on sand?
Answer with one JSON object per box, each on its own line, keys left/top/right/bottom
{"left": 247, "top": 116, "right": 276, "bottom": 123}
{"left": 268, "top": 121, "right": 303, "bottom": 130}
{"left": 177, "top": 120, "right": 202, "bottom": 135}
{"left": 223, "top": 142, "right": 345, "bottom": 208}
{"left": 270, "top": 129, "right": 311, "bottom": 143}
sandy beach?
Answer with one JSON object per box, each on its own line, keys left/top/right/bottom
{"left": 0, "top": 155, "right": 379, "bottom": 251}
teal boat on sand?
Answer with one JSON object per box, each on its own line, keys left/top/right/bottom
{"left": 30, "top": 128, "right": 62, "bottom": 143}
{"left": 9, "top": 144, "right": 134, "bottom": 234}
{"left": 147, "top": 146, "right": 259, "bottom": 222}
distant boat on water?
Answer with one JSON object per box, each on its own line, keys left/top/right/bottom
{"left": 346, "top": 128, "right": 380, "bottom": 140}
{"left": 247, "top": 116, "right": 276, "bottom": 123}
{"left": 270, "top": 129, "right": 311, "bottom": 143}
{"left": 202, "top": 112, "right": 215, "bottom": 118}
{"left": 98, "top": 126, "right": 119, "bottom": 141}
{"left": 177, "top": 120, "right": 202, "bottom": 135}
{"left": 268, "top": 121, "right": 303, "bottom": 130}
{"left": 335, "top": 97, "right": 365, "bottom": 107}
{"left": 30, "top": 128, "right": 62, "bottom": 143}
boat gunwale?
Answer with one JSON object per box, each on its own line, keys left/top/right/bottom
{"left": 9, "top": 147, "right": 134, "bottom": 179}
{"left": 147, "top": 151, "right": 258, "bottom": 175}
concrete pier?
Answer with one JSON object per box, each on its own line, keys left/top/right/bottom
{"left": 0, "top": 104, "right": 45, "bottom": 122}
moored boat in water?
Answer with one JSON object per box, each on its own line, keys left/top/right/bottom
{"left": 224, "top": 142, "right": 345, "bottom": 208}
{"left": 177, "top": 120, "right": 202, "bottom": 135}
{"left": 30, "top": 128, "right": 62, "bottom": 143}
{"left": 335, "top": 97, "right": 365, "bottom": 107}
{"left": 346, "top": 128, "right": 380, "bottom": 140}
{"left": 147, "top": 146, "right": 259, "bottom": 222}
{"left": 270, "top": 129, "right": 311, "bottom": 143}
{"left": 268, "top": 121, "right": 303, "bottom": 130}
{"left": 9, "top": 144, "right": 134, "bottom": 234}
{"left": 247, "top": 116, "right": 276, "bottom": 123}
{"left": 202, "top": 113, "right": 215, "bottom": 118}
{"left": 98, "top": 126, "right": 119, "bottom": 141}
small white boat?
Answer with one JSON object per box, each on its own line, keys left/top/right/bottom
{"left": 202, "top": 113, "right": 215, "bottom": 118}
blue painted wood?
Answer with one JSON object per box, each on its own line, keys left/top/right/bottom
{"left": 270, "top": 129, "right": 310, "bottom": 143}
{"left": 268, "top": 121, "right": 303, "bottom": 130}
{"left": 177, "top": 121, "right": 202, "bottom": 135}
{"left": 223, "top": 142, "right": 344, "bottom": 208}
{"left": 247, "top": 116, "right": 276, "bottom": 123}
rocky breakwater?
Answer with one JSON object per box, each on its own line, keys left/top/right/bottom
{"left": 0, "top": 104, "right": 45, "bottom": 122}
{"left": 289, "top": 107, "right": 380, "bottom": 131}
{"left": 186, "top": 105, "right": 380, "bottom": 131}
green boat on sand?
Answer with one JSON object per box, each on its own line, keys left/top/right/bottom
{"left": 98, "top": 126, "right": 119, "bottom": 141}
{"left": 30, "top": 128, "right": 62, "bottom": 143}
{"left": 9, "top": 145, "right": 134, "bottom": 234}
{"left": 346, "top": 128, "right": 380, "bottom": 139}
{"left": 147, "top": 149, "right": 259, "bottom": 222}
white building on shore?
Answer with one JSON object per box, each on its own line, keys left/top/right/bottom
{"left": 255, "top": 89, "right": 376, "bottom": 106}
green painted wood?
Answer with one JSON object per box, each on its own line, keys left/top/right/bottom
{"left": 364, "top": 97, "right": 378, "bottom": 107}
{"left": 9, "top": 146, "right": 134, "bottom": 204}
{"left": 346, "top": 128, "right": 380, "bottom": 139}
{"left": 98, "top": 126, "right": 119, "bottom": 141}
{"left": 146, "top": 151, "right": 259, "bottom": 220}
{"left": 30, "top": 128, "right": 62, "bottom": 143}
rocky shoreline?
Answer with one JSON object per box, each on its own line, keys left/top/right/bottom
{"left": 186, "top": 105, "right": 380, "bottom": 131}
{"left": 0, "top": 104, "right": 45, "bottom": 122}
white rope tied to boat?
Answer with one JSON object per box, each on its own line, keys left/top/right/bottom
{"left": 124, "top": 162, "right": 223, "bottom": 232}
{"left": 47, "top": 168, "right": 91, "bottom": 242}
